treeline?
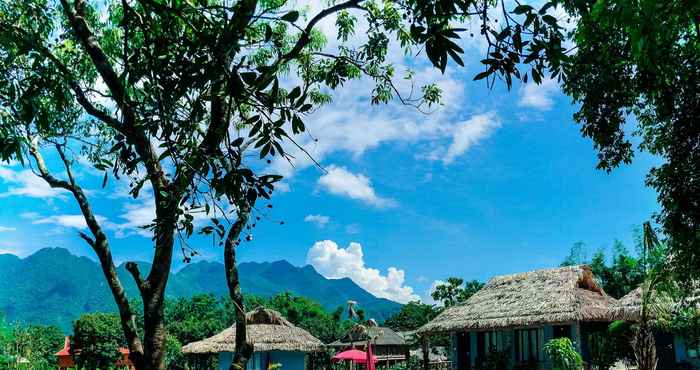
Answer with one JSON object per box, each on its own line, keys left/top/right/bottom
{"left": 0, "top": 292, "right": 364, "bottom": 370}
{"left": 559, "top": 238, "right": 665, "bottom": 299}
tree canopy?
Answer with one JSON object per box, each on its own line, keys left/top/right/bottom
{"left": 0, "top": 0, "right": 565, "bottom": 368}
{"left": 559, "top": 0, "right": 700, "bottom": 284}
{"left": 430, "top": 277, "right": 483, "bottom": 307}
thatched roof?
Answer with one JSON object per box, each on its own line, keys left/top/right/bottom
{"left": 611, "top": 285, "right": 700, "bottom": 322}
{"left": 418, "top": 265, "right": 616, "bottom": 334}
{"left": 329, "top": 325, "right": 407, "bottom": 347}
{"left": 182, "top": 307, "right": 324, "bottom": 354}
{"left": 611, "top": 287, "right": 645, "bottom": 321}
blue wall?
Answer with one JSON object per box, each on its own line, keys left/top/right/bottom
{"left": 450, "top": 323, "right": 579, "bottom": 370}
{"left": 218, "top": 351, "right": 307, "bottom": 370}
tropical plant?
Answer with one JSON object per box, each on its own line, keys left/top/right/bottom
{"left": 543, "top": 338, "right": 583, "bottom": 370}
{"left": 430, "top": 278, "right": 484, "bottom": 307}
{"left": 631, "top": 222, "right": 675, "bottom": 370}
{"left": 587, "top": 332, "right": 623, "bottom": 370}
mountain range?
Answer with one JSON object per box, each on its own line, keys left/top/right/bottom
{"left": 0, "top": 248, "right": 401, "bottom": 331}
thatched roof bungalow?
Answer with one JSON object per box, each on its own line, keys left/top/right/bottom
{"left": 328, "top": 325, "right": 409, "bottom": 367}
{"left": 418, "top": 265, "right": 617, "bottom": 370}
{"left": 182, "top": 307, "right": 323, "bottom": 370}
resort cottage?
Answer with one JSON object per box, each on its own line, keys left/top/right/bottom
{"left": 613, "top": 287, "right": 700, "bottom": 369}
{"left": 418, "top": 265, "right": 616, "bottom": 370}
{"left": 329, "top": 325, "right": 410, "bottom": 368}
{"left": 182, "top": 308, "right": 324, "bottom": 370}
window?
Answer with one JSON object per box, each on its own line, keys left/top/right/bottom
{"left": 514, "top": 328, "right": 544, "bottom": 363}
{"left": 553, "top": 325, "right": 571, "bottom": 339}
{"left": 687, "top": 340, "right": 700, "bottom": 359}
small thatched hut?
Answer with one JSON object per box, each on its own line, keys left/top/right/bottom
{"left": 418, "top": 265, "right": 617, "bottom": 370}
{"left": 328, "top": 325, "right": 409, "bottom": 367}
{"left": 613, "top": 287, "right": 700, "bottom": 369}
{"left": 182, "top": 307, "right": 324, "bottom": 370}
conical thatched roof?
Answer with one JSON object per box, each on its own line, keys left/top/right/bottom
{"left": 328, "top": 325, "right": 406, "bottom": 347}
{"left": 182, "top": 307, "right": 324, "bottom": 354}
{"left": 418, "top": 265, "right": 617, "bottom": 334}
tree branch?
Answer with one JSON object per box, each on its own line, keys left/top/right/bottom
{"left": 280, "top": 0, "right": 364, "bottom": 64}
{"left": 225, "top": 202, "right": 254, "bottom": 370}
{"left": 27, "top": 139, "right": 145, "bottom": 366}
{"left": 125, "top": 262, "right": 148, "bottom": 296}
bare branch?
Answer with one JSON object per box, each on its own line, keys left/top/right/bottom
{"left": 125, "top": 262, "right": 148, "bottom": 296}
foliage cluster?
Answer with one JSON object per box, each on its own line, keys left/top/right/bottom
{"left": 543, "top": 338, "right": 583, "bottom": 370}
{"left": 0, "top": 314, "right": 64, "bottom": 370}
{"left": 559, "top": 236, "right": 668, "bottom": 299}
{"left": 430, "top": 278, "right": 484, "bottom": 307}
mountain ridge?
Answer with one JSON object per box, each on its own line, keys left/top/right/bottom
{"left": 0, "top": 248, "right": 401, "bottom": 331}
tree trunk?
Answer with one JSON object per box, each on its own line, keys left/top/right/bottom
{"left": 225, "top": 203, "right": 254, "bottom": 370}
{"left": 633, "top": 324, "right": 657, "bottom": 370}
{"left": 142, "top": 295, "right": 167, "bottom": 370}
{"left": 422, "top": 335, "right": 430, "bottom": 370}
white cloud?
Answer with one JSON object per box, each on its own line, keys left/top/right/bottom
{"left": 306, "top": 240, "right": 419, "bottom": 304}
{"left": 112, "top": 197, "right": 157, "bottom": 238}
{"left": 33, "top": 214, "right": 106, "bottom": 229}
{"left": 443, "top": 113, "right": 501, "bottom": 164}
{"left": 0, "top": 226, "right": 16, "bottom": 232}
{"left": 110, "top": 195, "right": 213, "bottom": 238}
{"left": 317, "top": 165, "right": 395, "bottom": 208}
{"left": 267, "top": 67, "right": 468, "bottom": 179}
{"left": 0, "top": 167, "right": 68, "bottom": 199}
{"left": 422, "top": 280, "right": 448, "bottom": 305}
{"left": 20, "top": 212, "right": 40, "bottom": 220}
{"left": 304, "top": 214, "right": 330, "bottom": 228}
{"left": 518, "top": 77, "right": 560, "bottom": 111}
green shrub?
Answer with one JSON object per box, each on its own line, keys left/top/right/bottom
{"left": 543, "top": 338, "right": 583, "bottom": 370}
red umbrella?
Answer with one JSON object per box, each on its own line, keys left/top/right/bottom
{"left": 332, "top": 349, "right": 377, "bottom": 365}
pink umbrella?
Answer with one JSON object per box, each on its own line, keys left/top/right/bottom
{"left": 332, "top": 349, "right": 378, "bottom": 365}
{"left": 366, "top": 341, "right": 376, "bottom": 370}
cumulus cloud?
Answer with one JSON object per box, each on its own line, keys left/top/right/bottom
{"left": 443, "top": 113, "right": 501, "bottom": 164}
{"left": 518, "top": 77, "right": 560, "bottom": 111}
{"left": 306, "top": 240, "right": 419, "bottom": 303}
{"left": 304, "top": 214, "right": 330, "bottom": 228}
{"left": 267, "top": 68, "right": 468, "bottom": 179}
{"left": 0, "top": 226, "right": 16, "bottom": 232}
{"left": 0, "top": 167, "right": 68, "bottom": 199}
{"left": 33, "top": 214, "right": 106, "bottom": 229}
{"left": 317, "top": 166, "right": 395, "bottom": 208}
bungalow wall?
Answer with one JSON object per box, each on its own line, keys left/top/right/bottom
{"left": 218, "top": 351, "right": 307, "bottom": 370}
{"left": 673, "top": 336, "right": 700, "bottom": 370}
{"left": 449, "top": 322, "right": 582, "bottom": 370}
{"left": 450, "top": 324, "right": 700, "bottom": 370}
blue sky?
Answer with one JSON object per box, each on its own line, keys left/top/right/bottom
{"left": 0, "top": 4, "right": 660, "bottom": 304}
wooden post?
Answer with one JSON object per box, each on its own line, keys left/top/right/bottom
{"left": 422, "top": 335, "right": 430, "bottom": 370}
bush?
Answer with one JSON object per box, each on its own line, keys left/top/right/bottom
{"left": 73, "top": 312, "right": 125, "bottom": 369}
{"left": 543, "top": 338, "right": 583, "bottom": 370}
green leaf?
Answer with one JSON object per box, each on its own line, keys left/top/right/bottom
{"left": 264, "top": 24, "right": 272, "bottom": 42}
{"left": 513, "top": 4, "right": 533, "bottom": 14}
{"left": 474, "top": 71, "right": 491, "bottom": 81}
{"left": 287, "top": 86, "right": 301, "bottom": 101}
{"left": 281, "top": 11, "right": 299, "bottom": 23}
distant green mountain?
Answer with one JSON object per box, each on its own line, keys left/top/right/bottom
{"left": 0, "top": 248, "right": 401, "bottom": 331}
